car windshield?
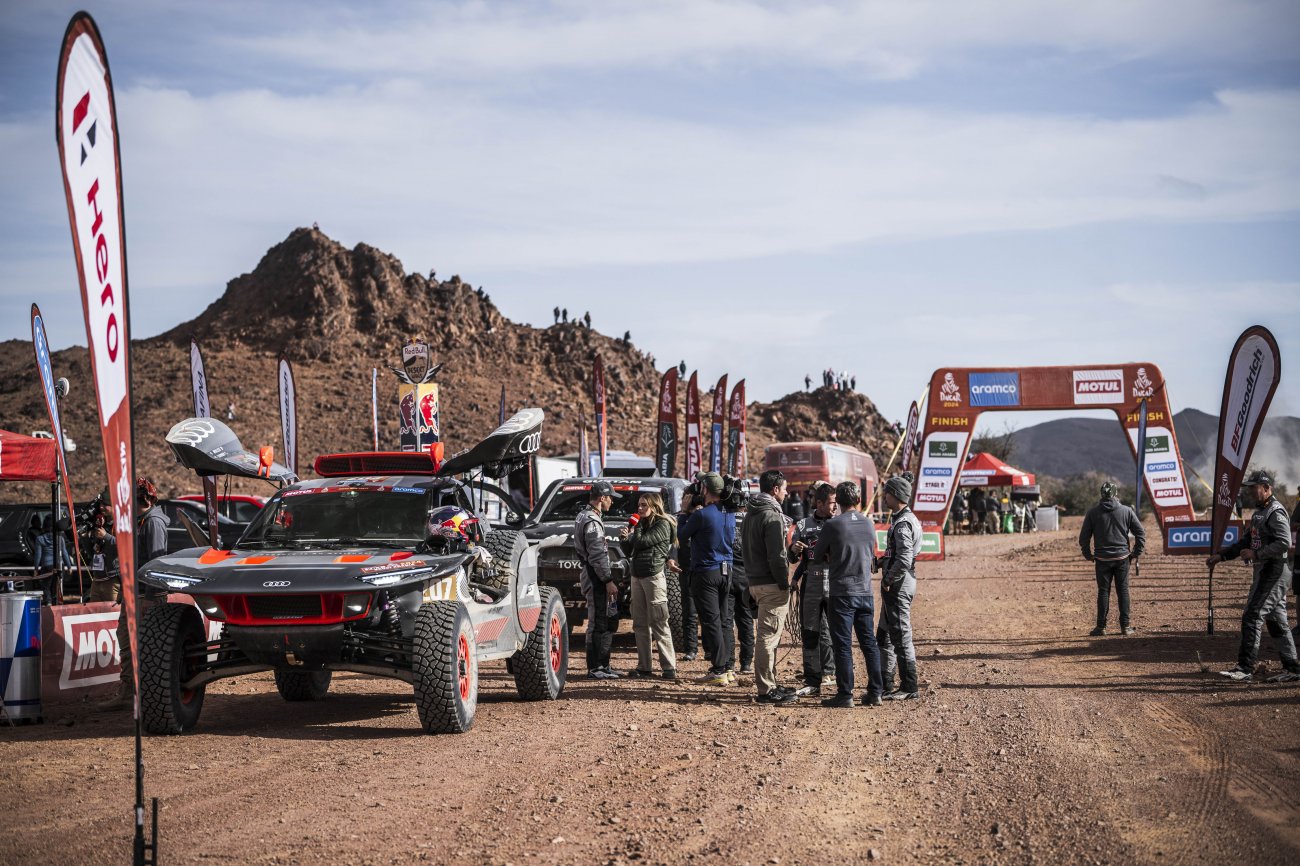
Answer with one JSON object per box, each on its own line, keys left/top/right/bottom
{"left": 242, "top": 488, "right": 430, "bottom": 548}
{"left": 534, "top": 487, "right": 666, "bottom": 523}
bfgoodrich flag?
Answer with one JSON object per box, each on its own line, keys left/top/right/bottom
{"left": 189, "top": 338, "right": 219, "bottom": 546}
{"left": 685, "top": 371, "right": 702, "bottom": 479}
{"left": 655, "top": 368, "right": 679, "bottom": 478}
{"left": 278, "top": 353, "right": 298, "bottom": 479}
{"left": 57, "top": 13, "right": 138, "bottom": 691}
{"left": 1211, "top": 326, "right": 1281, "bottom": 553}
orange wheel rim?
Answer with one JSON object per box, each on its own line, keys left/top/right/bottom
{"left": 457, "top": 633, "right": 471, "bottom": 701}
{"left": 549, "top": 614, "right": 563, "bottom": 673}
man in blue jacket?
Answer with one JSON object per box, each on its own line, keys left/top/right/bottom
{"left": 678, "top": 472, "right": 736, "bottom": 686}
{"left": 1079, "top": 481, "right": 1145, "bottom": 636}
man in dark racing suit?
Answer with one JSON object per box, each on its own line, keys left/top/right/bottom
{"left": 1208, "top": 471, "right": 1299, "bottom": 683}
{"left": 788, "top": 482, "right": 837, "bottom": 697}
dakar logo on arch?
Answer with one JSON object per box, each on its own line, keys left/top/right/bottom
{"left": 938, "top": 372, "right": 962, "bottom": 407}
{"left": 1132, "top": 367, "right": 1155, "bottom": 399}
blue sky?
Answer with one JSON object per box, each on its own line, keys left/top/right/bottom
{"left": 2, "top": 0, "right": 1298, "bottom": 431}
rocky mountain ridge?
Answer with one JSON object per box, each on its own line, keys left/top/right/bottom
{"left": 0, "top": 228, "right": 896, "bottom": 500}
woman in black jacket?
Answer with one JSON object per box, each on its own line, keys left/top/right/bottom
{"left": 620, "top": 492, "right": 678, "bottom": 678}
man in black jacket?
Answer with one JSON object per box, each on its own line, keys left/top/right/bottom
{"left": 788, "top": 483, "right": 837, "bottom": 696}
{"left": 1208, "top": 471, "right": 1299, "bottom": 683}
{"left": 1079, "top": 481, "right": 1145, "bottom": 636}
{"left": 741, "top": 470, "right": 796, "bottom": 704}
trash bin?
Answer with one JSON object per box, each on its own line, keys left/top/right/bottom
{"left": 1035, "top": 506, "right": 1059, "bottom": 532}
{"left": 1, "top": 592, "right": 43, "bottom": 724}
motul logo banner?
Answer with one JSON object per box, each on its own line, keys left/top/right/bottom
{"left": 1072, "top": 369, "right": 1124, "bottom": 404}
{"left": 1210, "top": 326, "right": 1281, "bottom": 553}
{"left": 57, "top": 13, "right": 137, "bottom": 692}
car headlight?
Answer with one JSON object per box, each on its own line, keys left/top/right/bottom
{"left": 358, "top": 568, "right": 431, "bottom": 587}
{"left": 148, "top": 571, "right": 203, "bottom": 590}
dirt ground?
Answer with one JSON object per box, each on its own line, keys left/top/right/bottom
{"left": 4, "top": 517, "right": 1298, "bottom": 865}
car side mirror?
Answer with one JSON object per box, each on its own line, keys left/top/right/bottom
{"left": 505, "top": 512, "right": 523, "bottom": 526}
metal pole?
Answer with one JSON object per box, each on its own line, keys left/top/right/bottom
{"left": 1207, "top": 563, "right": 1215, "bottom": 634}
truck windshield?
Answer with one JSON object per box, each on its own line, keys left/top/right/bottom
{"left": 535, "top": 489, "right": 662, "bottom": 523}
{"left": 242, "top": 489, "right": 430, "bottom": 548}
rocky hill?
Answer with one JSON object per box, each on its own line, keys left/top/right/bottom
{"left": 0, "top": 228, "right": 896, "bottom": 501}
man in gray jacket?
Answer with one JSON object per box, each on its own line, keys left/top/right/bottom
{"left": 575, "top": 481, "right": 622, "bottom": 680}
{"left": 876, "top": 475, "right": 922, "bottom": 701}
{"left": 1079, "top": 481, "right": 1145, "bottom": 636}
{"left": 1208, "top": 471, "right": 1299, "bottom": 683}
{"left": 741, "top": 470, "right": 797, "bottom": 704}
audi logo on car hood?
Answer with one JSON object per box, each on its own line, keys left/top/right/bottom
{"left": 262, "top": 581, "right": 291, "bottom": 587}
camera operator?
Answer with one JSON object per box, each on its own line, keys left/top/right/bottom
{"left": 789, "top": 481, "right": 838, "bottom": 697}
{"left": 727, "top": 497, "right": 756, "bottom": 677}
{"left": 673, "top": 494, "right": 704, "bottom": 661}
{"left": 743, "top": 470, "right": 798, "bottom": 704}
{"left": 84, "top": 493, "right": 121, "bottom": 603}
{"left": 678, "top": 472, "right": 736, "bottom": 686}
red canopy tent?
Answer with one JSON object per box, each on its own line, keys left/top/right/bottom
{"left": 959, "top": 451, "right": 1035, "bottom": 488}
{"left": 0, "top": 429, "right": 58, "bottom": 482}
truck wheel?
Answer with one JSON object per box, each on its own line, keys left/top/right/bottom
{"left": 274, "top": 670, "right": 331, "bottom": 701}
{"left": 666, "top": 572, "right": 684, "bottom": 652}
{"left": 413, "top": 601, "right": 477, "bottom": 733}
{"left": 512, "top": 587, "right": 568, "bottom": 700}
{"left": 481, "top": 529, "right": 525, "bottom": 592}
{"left": 140, "top": 603, "right": 207, "bottom": 734}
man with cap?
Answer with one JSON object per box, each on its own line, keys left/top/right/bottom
{"left": 1208, "top": 471, "right": 1300, "bottom": 683}
{"left": 810, "top": 481, "right": 883, "bottom": 708}
{"left": 741, "top": 470, "right": 797, "bottom": 704}
{"left": 876, "top": 475, "right": 922, "bottom": 701}
{"left": 1079, "top": 481, "right": 1145, "bottom": 636}
{"left": 788, "top": 482, "right": 838, "bottom": 697}
{"left": 678, "top": 472, "right": 737, "bottom": 685}
{"left": 575, "top": 480, "right": 623, "bottom": 680}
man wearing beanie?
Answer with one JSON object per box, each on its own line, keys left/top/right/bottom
{"left": 1079, "top": 481, "right": 1145, "bottom": 636}
{"left": 876, "top": 475, "right": 922, "bottom": 701}
{"left": 678, "top": 472, "right": 737, "bottom": 685}
{"left": 810, "top": 481, "right": 883, "bottom": 708}
{"left": 742, "top": 470, "right": 797, "bottom": 704}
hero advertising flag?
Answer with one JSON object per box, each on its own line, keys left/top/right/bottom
{"left": 57, "top": 12, "right": 137, "bottom": 692}
{"left": 31, "top": 305, "right": 87, "bottom": 589}
{"left": 655, "top": 368, "right": 679, "bottom": 478}
{"left": 710, "top": 374, "right": 728, "bottom": 473}
{"left": 685, "top": 371, "right": 702, "bottom": 479}
{"left": 727, "top": 379, "right": 746, "bottom": 477}
{"left": 1210, "top": 326, "right": 1282, "bottom": 555}
{"left": 278, "top": 353, "right": 298, "bottom": 479}
{"left": 901, "top": 400, "right": 920, "bottom": 476}
{"left": 189, "top": 338, "right": 220, "bottom": 546}
{"left": 593, "top": 356, "right": 608, "bottom": 473}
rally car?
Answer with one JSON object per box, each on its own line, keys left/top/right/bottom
{"left": 136, "top": 409, "right": 566, "bottom": 735}
{"left": 515, "top": 477, "right": 691, "bottom": 646}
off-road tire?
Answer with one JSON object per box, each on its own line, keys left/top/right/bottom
{"left": 274, "top": 669, "right": 331, "bottom": 701}
{"left": 413, "top": 601, "right": 477, "bottom": 733}
{"left": 481, "top": 529, "right": 525, "bottom": 592}
{"left": 513, "top": 587, "right": 568, "bottom": 700}
{"left": 666, "top": 572, "right": 684, "bottom": 651}
{"left": 140, "top": 602, "right": 207, "bottom": 734}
